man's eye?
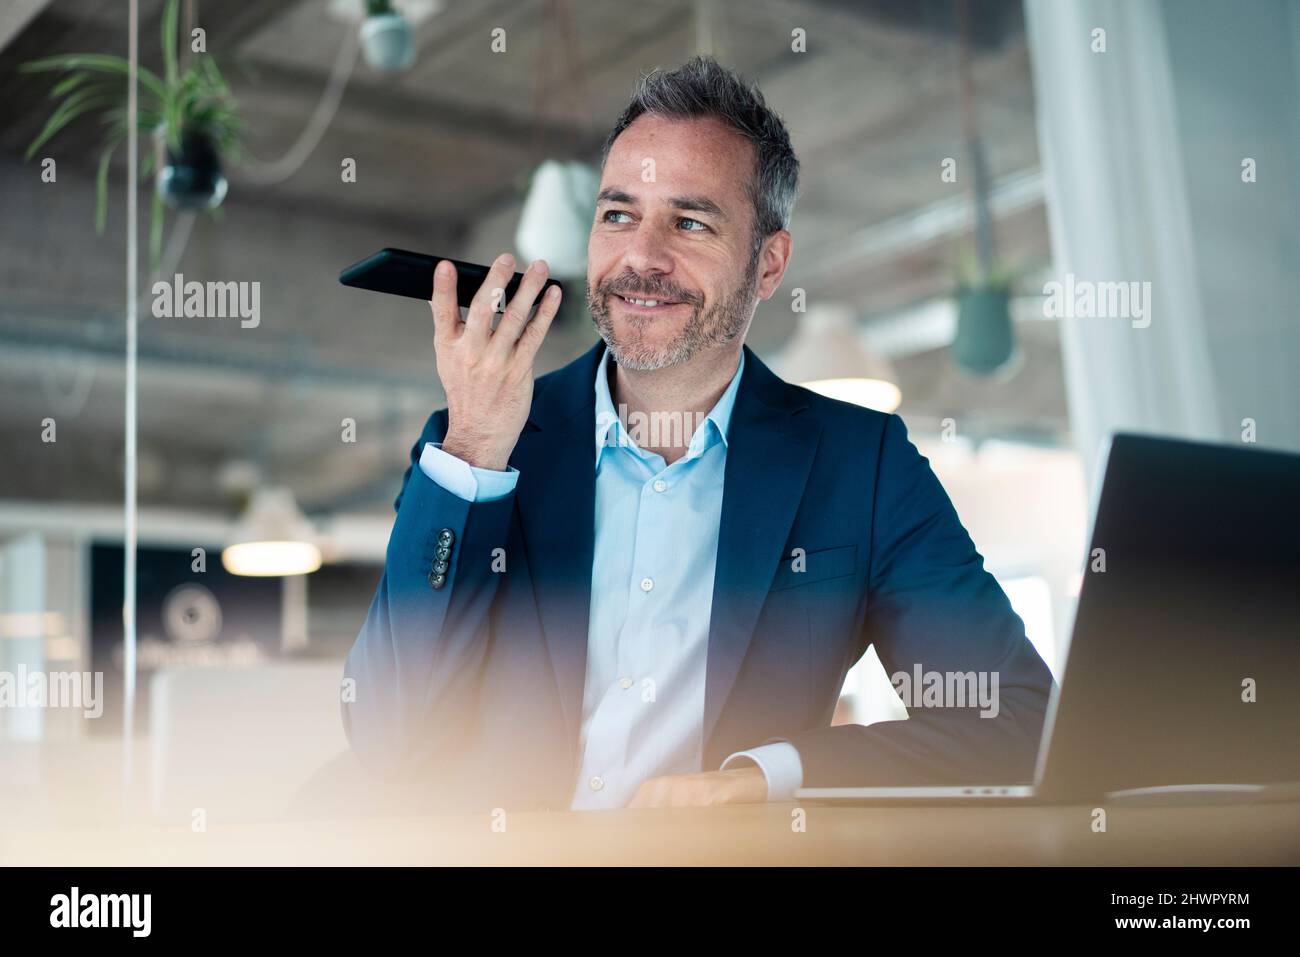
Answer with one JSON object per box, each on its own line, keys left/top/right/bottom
{"left": 678, "top": 217, "right": 708, "bottom": 232}
{"left": 603, "top": 210, "right": 633, "bottom": 224}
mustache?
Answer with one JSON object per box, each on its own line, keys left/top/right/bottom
{"left": 598, "top": 276, "right": 702, "bottom": 305}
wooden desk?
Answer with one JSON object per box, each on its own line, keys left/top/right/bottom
{"left": 3, "top": 801, "right": 1298, "bottom": 866}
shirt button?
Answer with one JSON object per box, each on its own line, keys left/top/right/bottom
{"left": 619, "top": 677, "right": 633, "bottom": 690}
{"left": 588, "top": 775, "right": 605, "bottom": 792}
{"left": 652, "top": 479, "right": 667, "bottom": 493}
{"left": 639, "top": 577, "right": 654, "bottom": 592}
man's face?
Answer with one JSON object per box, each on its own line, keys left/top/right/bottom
{"left": 586, "top": 114, "right": 766, "bottom": 371}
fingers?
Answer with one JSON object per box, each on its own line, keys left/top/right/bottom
{"left": 464, "top": 252, "right": 517, "bottom": 343}
{"left": 430, "top": 259, "right": 459, "bottom": 342}
{"left": 514, "top": 282, "right": 562, "bottom": 363}
{"left": 627, "top": 772, "right": 759, "bottom": 809}
{"left": 491, "top": 258, "right": 552, "bottom": 354}
{"left": 431, "top": 252, "right": 560, "bottom": 367}
{"left": 627, "top": 781, "right": 658, "bottom": 809}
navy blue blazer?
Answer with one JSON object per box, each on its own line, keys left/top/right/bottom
{"left": 342, "top": 341, "right": 1054, "bottom": 809}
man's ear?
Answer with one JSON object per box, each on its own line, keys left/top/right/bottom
{"left": 755, "top": 229, "right": 793, "bottom": 301}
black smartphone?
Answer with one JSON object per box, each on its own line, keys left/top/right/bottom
{"left": 338, "top": 247, "right": 564, "bottom": 310}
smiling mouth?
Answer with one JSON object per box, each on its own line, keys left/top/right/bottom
{"left": 614, "top": 294, "right": 685, "bottom": 310}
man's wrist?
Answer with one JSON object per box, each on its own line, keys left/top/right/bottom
{"left": 420, "top": 443, "right": 518, "bottom": 502}
{"left": 441, "top": 431, "right": 511, "bottom": 471}
{"left": 721, "top": 741, "right": 803, "bottom": 801}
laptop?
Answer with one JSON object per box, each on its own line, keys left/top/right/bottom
{"left": 795, "top": 433, "right": 1300, "bottom": 807}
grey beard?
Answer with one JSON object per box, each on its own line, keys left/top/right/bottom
{"left": 588, "top": 249, "right": 760, "bottom": 371}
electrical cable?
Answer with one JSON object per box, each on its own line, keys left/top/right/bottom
{"left": 236, "top": 24, "right": 360, "bottom": 186}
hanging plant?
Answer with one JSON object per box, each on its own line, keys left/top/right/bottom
{"left": 360, "top": 0, "right": 415, "bottom": 72}
{"left": 953, "top": 242, "right": 1017, "bottom": 377}
{"left": 949, "top": 0, "right": 1015, "bottom": 377}
{"left": 22, "top": 0, "right": 243, "bottom": 269}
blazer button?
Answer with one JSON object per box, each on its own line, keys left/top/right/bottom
{"left": 429, "top": 571, "right": 447, "bottom": 589}
{"left": 435, "top": 545, "right": 451, "bottom": 562}
{"left": 437, "top": 528, "right": 455, "bottom": 547}
{"left": 433, "top": 559, "right": 449, "bottom": 575}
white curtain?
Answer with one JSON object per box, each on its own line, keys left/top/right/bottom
{"left": 1024, "top": 0, "right": 1224, "bottom": 481}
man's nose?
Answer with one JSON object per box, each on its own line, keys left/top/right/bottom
{"left": 620, "top": 219, "right": 676, "bottom": 278}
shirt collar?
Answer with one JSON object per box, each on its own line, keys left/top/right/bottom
{"left": 594, "top": 345, "right": 745, "bottom": 466}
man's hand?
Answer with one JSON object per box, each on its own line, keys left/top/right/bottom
{"left": 627, "top": 765, "right": 768, "bottom": 808}
{"left": 433, "top": 253, "right": 563, "bottom": 471}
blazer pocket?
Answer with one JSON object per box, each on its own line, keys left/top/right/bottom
{"left": 769, "top": 544, "right": 858, "bottom": 591}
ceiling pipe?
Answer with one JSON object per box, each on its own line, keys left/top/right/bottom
{"left": 0, "top": 315, "right": 437, "bottom": 397}
{"left": 804, "top": 166, "right": 1043, "bottom": 277}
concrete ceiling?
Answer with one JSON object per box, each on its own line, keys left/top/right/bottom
{"left": 0, "top": 0, "right": 1066, "bottom": 515}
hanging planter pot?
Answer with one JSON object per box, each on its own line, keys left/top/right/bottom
{"left": 156, "top": 127, "right": 229, "bottom": 211}
{"left": 952, "top": 284, "right": 1015, "bottom": 377}
{"left": 360, "top": 1, "right": 415, "bottom": 72}
{"left": 948, "top": 0, "right": 1019, "bottom": 379}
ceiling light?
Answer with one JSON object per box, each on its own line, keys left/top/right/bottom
{"left": 799, "top": 377, "right": 903, "bottom": 412}
{"left": 515, "top": 159, "right": 599, "bottom": 278}
{"left": 770, "top": 304, "right": 902, "bottom": 413}
{"left": 221, "top": 487, "right": 322, "bottom": 577}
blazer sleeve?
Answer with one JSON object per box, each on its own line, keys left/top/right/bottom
{"left": 780, "top": 413, "right": 1057, "bottom": 786}
{"left": 341, "top": 408, "right": 515, "bottom": 781}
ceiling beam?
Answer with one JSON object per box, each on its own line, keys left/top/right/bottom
{"left": 0, "top": 313, "right": 440, "bottom": 397}
{"left": 236, "top": 58, "right": 597, "bottom": 152}
{"left": 804, "top": 166, "right": 1044, "bottom": 276}
{"left": 0, "top": 0, "right": 55, "bottom": 54}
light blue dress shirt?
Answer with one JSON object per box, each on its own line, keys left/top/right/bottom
{"left": 418, "top": 347, "right": 802, "bottom": 808}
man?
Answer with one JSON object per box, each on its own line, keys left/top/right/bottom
{"left": 343, "top": 56, "right": 1054, "bottom": 811}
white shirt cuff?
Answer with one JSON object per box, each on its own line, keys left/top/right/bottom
{"left": 418, "top": 442, "right": 519, "bottom": 502}
{"left": 721, "top": 741, "right": 803, "bottom": 802}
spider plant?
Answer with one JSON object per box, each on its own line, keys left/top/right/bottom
{"left": 22, "top": 0, "right": 243, "bottom": 269}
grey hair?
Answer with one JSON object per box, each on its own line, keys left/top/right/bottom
{"left": 600, "top": 55, "right": 800, "bottom": 255}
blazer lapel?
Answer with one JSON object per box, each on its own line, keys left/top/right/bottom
{"left": 703, "top": 346, "right": 822, "bottom": 745}
{"left": 511, "top": 342, "right": 603, "bottom": 752}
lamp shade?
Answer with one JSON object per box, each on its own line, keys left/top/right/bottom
{"left": 770, "top": 304, "right": 902, "bottom": 412}
{"left": 221, "top": 487, "right": 321, "bottom": 577}
{"left": 515, "top": 159, "right": 599, "bottom": 278}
